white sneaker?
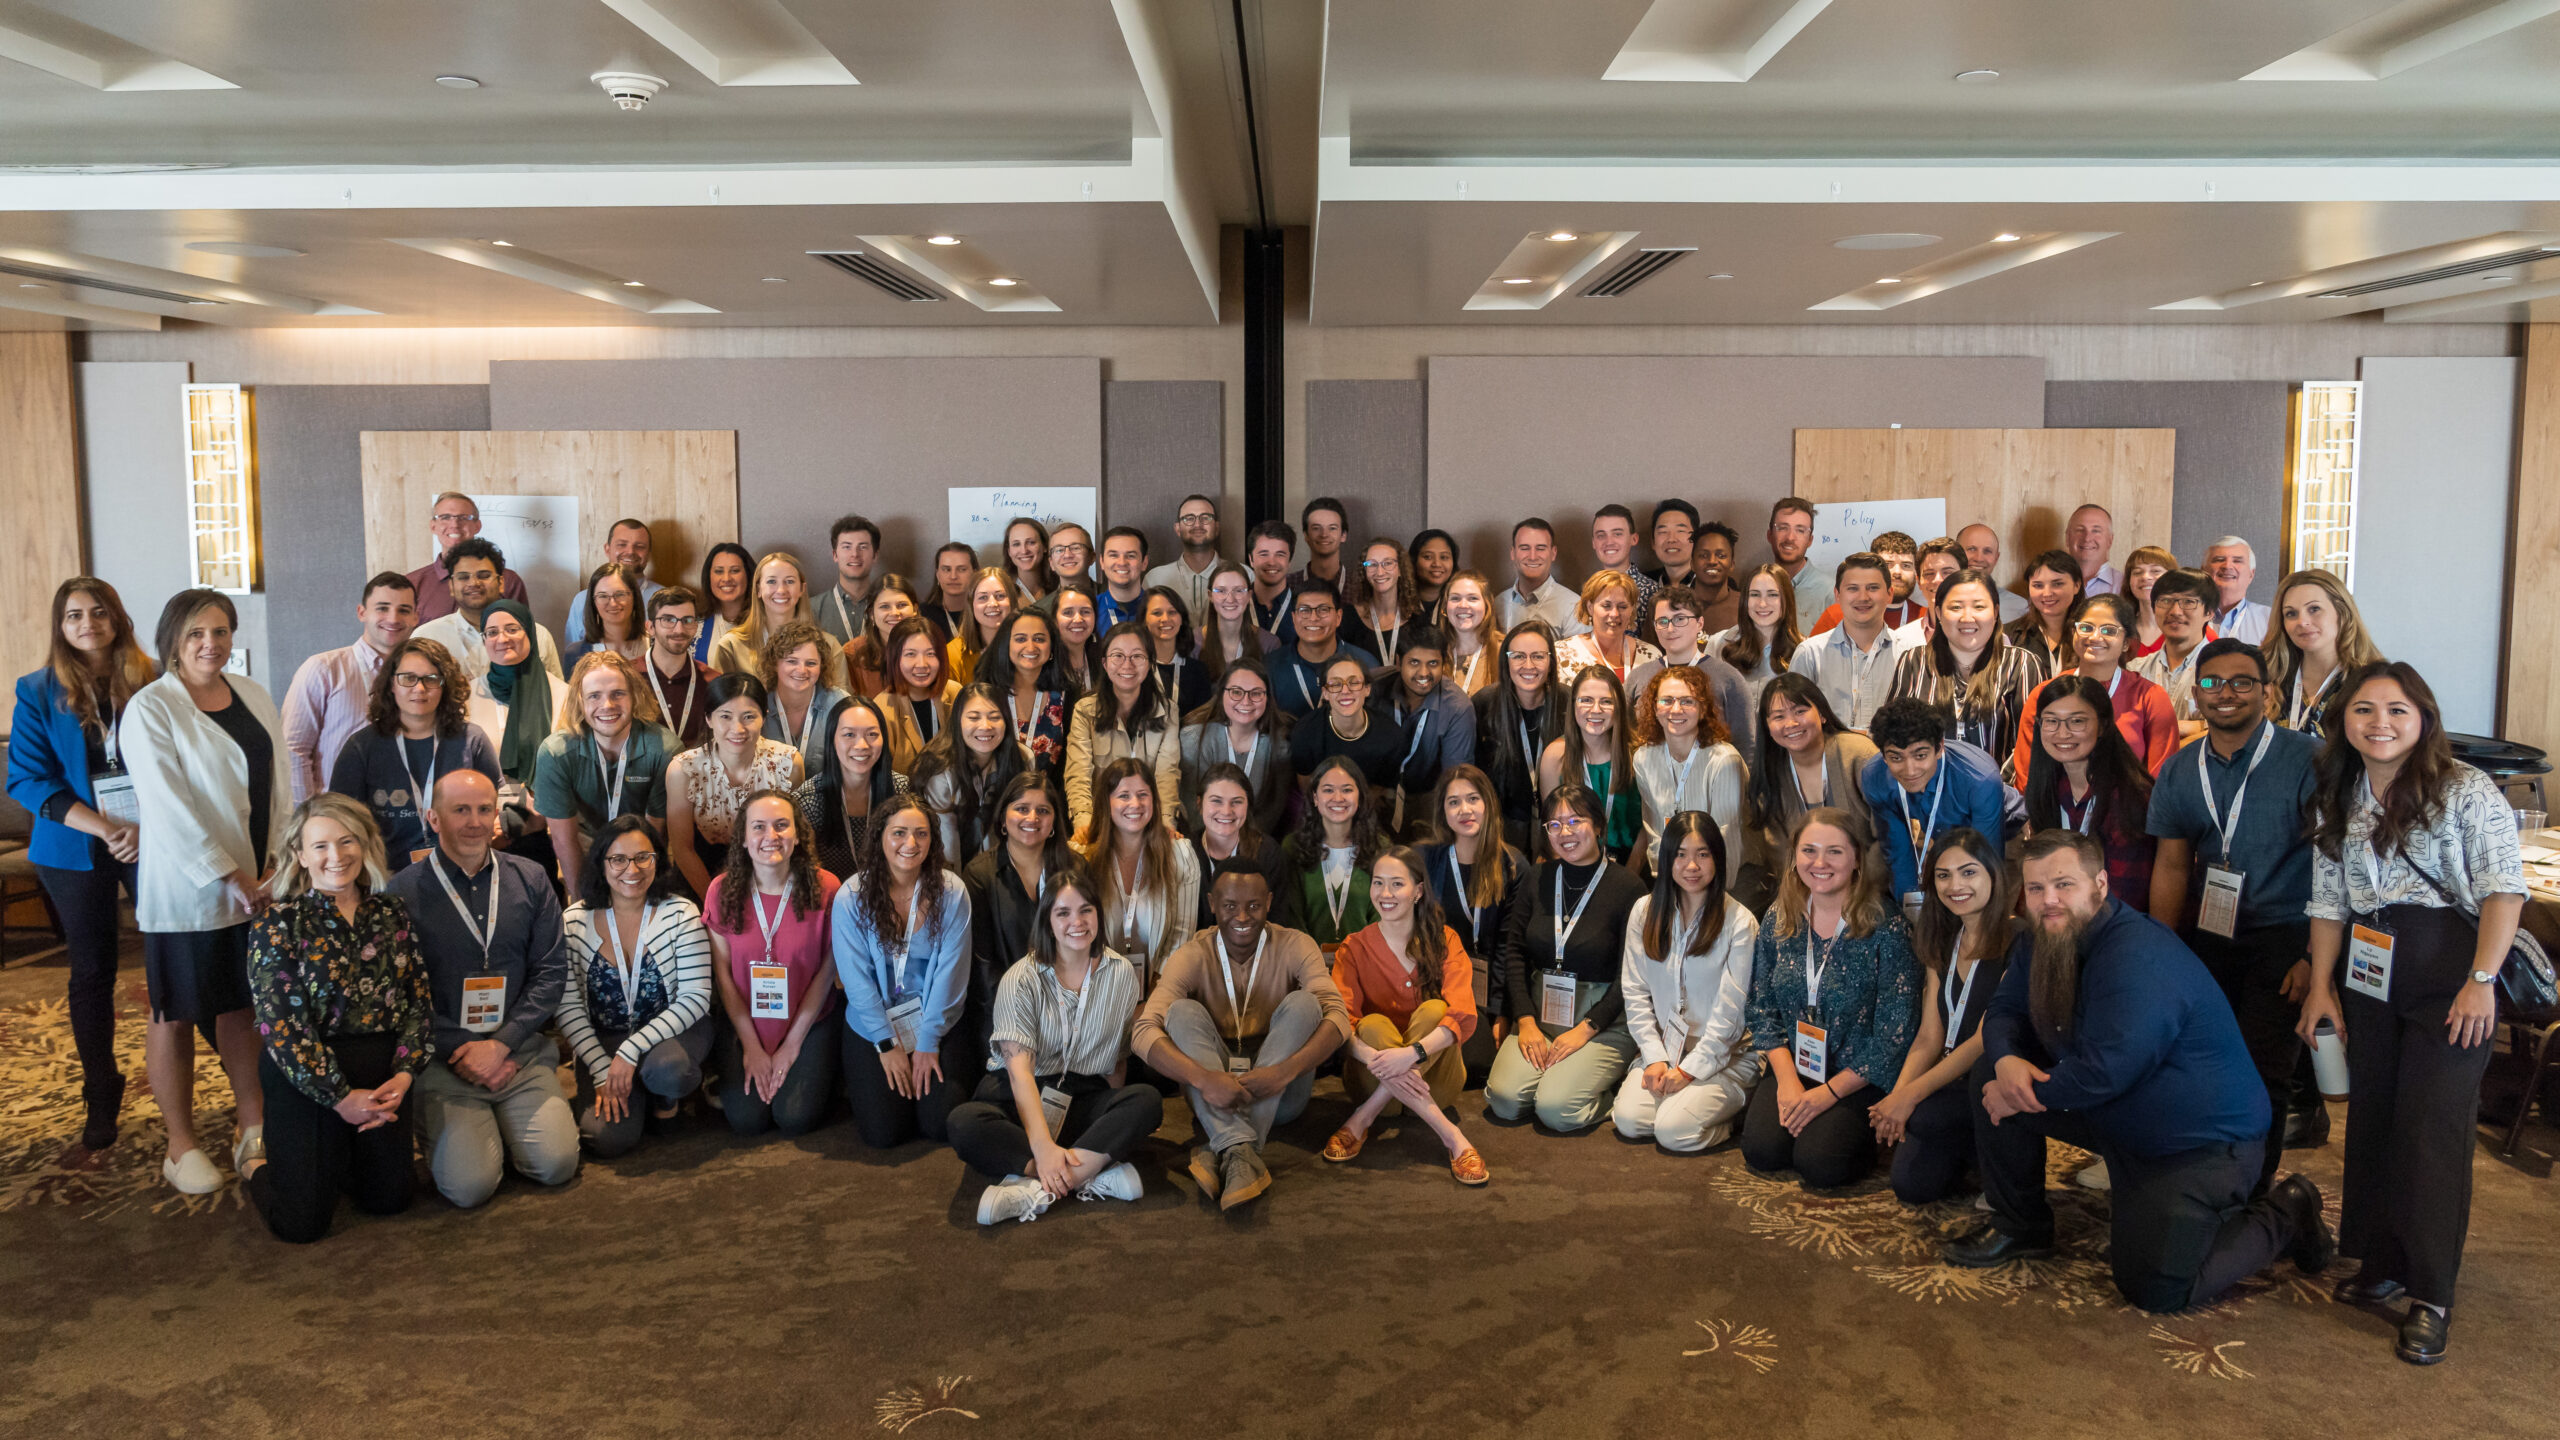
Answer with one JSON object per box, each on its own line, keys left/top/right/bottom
{"left": 2075, "top": 1160, "right": 2111, "bottom": 1192}
{"left": 232, "top": 1126, "right": 265, "bottom": 1172}
{"left": 1077, "top": 1161, "right": 1144, "bottom": 1203}
{"left": 163, "top": 1149, "right": 224, "bottom": 1194}
{"left": 975, "top": 1175, "right": 1053, "bottom": 1226}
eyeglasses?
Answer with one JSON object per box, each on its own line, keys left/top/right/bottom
{"left": 2195, "top": 675, "right": 2262, "bottom": 694}
{"left": 1544, "top": 816, "right": 1593, "bottom": 833}
{"left": 2071, "top": 622, "right": 2123, "bottom": 639}
{"left": 1503, "top": 650, "right": 1547, "bottom": 664}
{"left": 603, "top": 853, "right": 658, "bottom": 872}
{"left": 1360, "top": 558, "right": 1398, "bottom": 570}
{"left": 391, "top": 673, "right": 444, "bottom": 690}
{"left": 2038, "top": 712, "right": 2094, "bottom": 733}
{"left": 654, "top": 615, "right": 702, "bottom": 629}
{"left": 1322, "top": 678, "right": 1368, "bottom": 693}
{"left": 2153, "top": 596, "right": 2205, "bottom": 614}
{"left": 1222, "top": 686, "right": 1266, "bottom": 701}
{"left": 1177, "top": 512, "right": 1217, "bottom": 525}
{"left": 1656, "top": 611, "right": 1701, "bottom": 627}
{"left": 1292, "top": 604, "right": 1334, "bottom": 617}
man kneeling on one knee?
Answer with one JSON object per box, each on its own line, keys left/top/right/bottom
{"left": 1129, "top": 863, "right": 1350, "bottom": 1211}
{"left": 388, "top": 771, "right": 580, "bottom": 1208}
{"left": 1943, "top": 830, "right": 2333, "bottom": 1312}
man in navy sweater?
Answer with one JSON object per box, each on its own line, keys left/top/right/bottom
{"left": 1859, "top": 697, "right": 2023, "bottom": 915}
{"left": 1943, "top": 830, "right": 2333, "bottom": 1312}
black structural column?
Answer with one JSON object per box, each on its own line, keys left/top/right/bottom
{"left": 1242, "top": 227, "right": 1285, "bottom": 529}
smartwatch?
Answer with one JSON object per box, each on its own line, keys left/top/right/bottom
{"left": 1410, "top": 1043, "right": 1427, "bottom": 1065}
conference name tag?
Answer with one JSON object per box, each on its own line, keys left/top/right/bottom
{"left": 749, "top": 964, "right": 791, "bottom": 1020}
{"left": 885, "top": 997, "right": 924, "bottom": 1054}
{"left": 1793, "top": 1019, "right": 1829, "bottom": 1085}
{"left": 1900, "top": 891, "right": 1924, "bottom": 926}
{"left": 1540, "top": 970, "right": 1579, "bottom": 1030}
{"left": 1038, "top": 1083, "right": 1073, "bottom": 1134}
{"left": 410, "top": 847, "right": 433, "bottom": 865}
{"left": 2345, "top": 924, "right": 2395, "bottom": 1002}
{"left": 2198, "top": 865, "right": 2245, "bottom": 939}
{"left": 91, "top": 772, "right": 139, "bottom": 825}
{"left": 460, "top": 975, "right": 506, "bottom": 1034}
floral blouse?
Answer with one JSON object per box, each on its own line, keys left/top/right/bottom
{"left": 675, "top": 738, "right": 804, "bottom": 844}
{"left": 248, "top": 891, "right": 437, "bottom": 1106}
{"left": 1002, "top": 687, "right": 1072, "bottom": 782}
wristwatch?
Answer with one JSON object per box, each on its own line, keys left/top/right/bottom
{"left": 2470, "top": 969, "right": 2498, "bottom": 986}
{"left": 1410, "top": 1043, "right": 1428, "bottom": 1065}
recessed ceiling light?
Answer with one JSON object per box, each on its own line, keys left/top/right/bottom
{"left": 185, "top": 241, "right": 306, "bottom": 259}
{"left": 760, "top": 276, "right": 786, "bottom": 283}
{"left": 1955, "top": 68, "right": 2000, "bottom": 82}
{"left": 2248, "top": 279, "right": 2266, "bottom": 286}
{"left": 184, "top": 299, "right": 221, "bottom": 306}
{"left": 2544, "top": 245, "right": 2560, "bottom": 252}
{"left": 1876, "top": 277, "right": 1903, "bottom": 284}
{"left": 1501, "top": 277, "right": 1536, "bottom": 285}
{"left": 1993, "top": 233, "right": 2022, "bottom": 243}
{"left": 987, "top": 277, "right": 1018, "bottom": 287}
{"left": 1546, "top": 231, "right": 1578, "bottom": 242}
{"left": 1834, "top": 233, "right": 1941, "bottom": 251}
{"left": 490, "top": 239, "right": 513, "bottom": 247}
{"left": 622, "top": 280, "right": 645, "bottom": 287}
{"left": 435, "top": 75, "right": 481, "bottom": 90}
{"left": 18, "top": 282, "right": 46, "bottom": 290}
{"left": 926, "top": 235, "right": 961, "bottom": 246}
{"left": 1706, "top": 273, "right": 1733, "bottom": 280}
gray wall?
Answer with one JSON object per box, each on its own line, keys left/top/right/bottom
{"left": 76, "top": 363, "right": 214, "bottom": 668}
{"left": 2356, "top": 358, "right": 2517, "bottom": 734}
{"left": 488, "top": 357, "right": 1101, "bottom": 577}
{"left": 254, "top": 385, "right": 492, "bottom": 686}
{"left": 1103, "top": 379, "right": 1224, "bottom": 566}
{"left": 2044, "top": 381, "right": 2290, "bottom": 602}
{"left": 1306, "top": 379, "right": 1427, "bottom": 548}
{"left": 1425, "top": 355, "right": 2046, "bottom": 575}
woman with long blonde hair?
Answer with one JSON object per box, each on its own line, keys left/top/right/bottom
{"left": 709, "top": 551, "right": 813, "bottom": 677}
{"left": 2264, "top": 568, "right": 2383, "bottom": 733}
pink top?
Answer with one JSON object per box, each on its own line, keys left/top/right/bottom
{"left": 279, "top": 640, "right": 387, "bottom": 804}
{"left": 706, "top": 870, "right": 841, "bottom": 1050}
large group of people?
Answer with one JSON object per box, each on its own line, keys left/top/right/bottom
{"left": 7, "top": 488, "right": 2526, "bottom": 1364}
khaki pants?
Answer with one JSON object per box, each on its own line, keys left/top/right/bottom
{"left": 1346, "top": 1001, "right": 1466, "bottom": 1114}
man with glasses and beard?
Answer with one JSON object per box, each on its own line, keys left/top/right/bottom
{"left": 1941, "top": 831, "right": 2331, "bottom": 1312}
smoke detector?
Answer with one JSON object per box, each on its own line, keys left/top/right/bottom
{"left": 590, "top": 72, "right": 666, "bottom": 111}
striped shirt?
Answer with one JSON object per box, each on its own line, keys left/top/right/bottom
{"left": 556, "top": 897, "right": 716, "bottom": 1082}
{"left": 986, "top": 950, "right": 1142, "bottom": 1077}
{"left": 1886, "top": 643, "right": 2051, "bottom": 772}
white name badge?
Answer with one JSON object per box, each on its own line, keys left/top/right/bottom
{"left": 2198, "top": 865, "right": 2245, "bottom": 939}
{"left": 1540, "top": 970, "right": 1579, "bottom": 1030}
{"left": 91, "top": 772, "right": 139, "bottom": 825}
{"left": 461, "top": 975, "right": 506, "bottom": 1034}
{"left": 1224, "top": 1053, "right": 1253, "bottom": 1076}
{"left": 885, "top": 997, "right": 924, "bottom": 1054}
{"left": 749, "top": 964, "right": 791, "bottom": 1020}
{"left": 2345, "top": 923, "right": 2395, "bottom": 1002}
{"left": 1793, "top": 1019, "right": 1829, "bottom": 1085}
{"left": 1900, "top": 891, "right": 1924, "bottom": 926}
{"left": 1038, "top": 1083, "right": 1073, "bottom": 1134}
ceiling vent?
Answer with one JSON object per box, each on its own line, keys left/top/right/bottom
{"left": 1579, "top": 247, "right": 1695, "bottom": 298}
{"left": 0, "top": 257, "right": 219, "bottom": 305}
{"left": 2315, "top": 244, "right": 2557, "bottom": 299}
{"left": 807, "top": 250, "right": 942, "bottom": 302}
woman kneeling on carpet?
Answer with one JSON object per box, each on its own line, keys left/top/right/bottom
{"left": 1869, "top": 827, "right": 2012, "bottom": 1205}
{"left": 1738, "top": 807, "right": 1920, "bottom": 1189}
{"left": 1321, "top": 846, "right": 1488, "bottom": 1184}
{"left": 240, "top": 796, "right": 434, "bottom": 1243}
{"left": 560, "top": 817, "right": 716, "bottom": 1155}
{"left": 953, "top": 862, "right": 1156, "bottom": 1224}
{"left": 1611, "top": 811, "right": 1760, "bottom": 1153}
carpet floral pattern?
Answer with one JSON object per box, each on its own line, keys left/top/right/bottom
{"left": 0, "top": 995, "right": 243, "bottom": 1218}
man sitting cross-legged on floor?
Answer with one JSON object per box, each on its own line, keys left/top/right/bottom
{"left": 1942, "top": 829, "right": 2334, "bottom": 1312}
{"left": 1129, "top": 862, "right": 1351, "bottom": 1211}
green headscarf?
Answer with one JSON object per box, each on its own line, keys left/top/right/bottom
{"left": 482, "top": 598, "right": 555, "bottom": 782}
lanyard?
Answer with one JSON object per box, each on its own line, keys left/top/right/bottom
{"left": 1552, "top": 866, "right": 1602, "bottom": 958}
{"left": 1155, "top": 658, "right": 1183, "bottom": 703}
{"left": 750, "top": 886, "right": 786, "bottom": 965}
{"left": 1295, "top": 661, "right": 1319, "bottom": 711}
{"left": 1665, "top": 739, "right": 1702, "bottom": 801}
{"left": 2197, "top": 723, "right": 2275, "bottom": 863}
{"left": 1011, "top": 690, "right": 1050, "bottom": 747}
{"left": 1941, "top": 941, "right": 1979, "bottom": 1044}
{"left": 1372, "top": 614, "right": 1400, "bottom": 666}
{"left": 1259, "top": 589, "right": 1291, "bottom": 637}
{"left": 2058, "top": 788, "right": 2099, "bottom": 835}
{"left": 398, "top": 735, "right": 437, "bottom": 811}
{"left": 1444, "top": 847, "right": 1485, "bottom": 942}
{"left": 431, "top": 851, "right": 504, "bottom": 968}
{"left": 1213, "top": 929, "right": 1268, "bottom": 1037}
{"left": 830, "top": 587, "right": 861, "bottom": 639}
{"left": 99, "top": 700, "right": 123, "bottom": 770}
{"left": 1400, "top": 705, "right": 1432, "bottom": 770}
{"left": 1663, "top": 900, "right": 1700, "bottom": 1025}
{"left": 2352, "top": 774, "right": 2399, "bottom": 906}
{"left": 1897, "top": 771, "right": 1948, "bottom": 861}
{"left": 602, "top": 902, "right": 654, "bottom": 1009}
{"left": 2289, "top": 668, "right": 2337, "bottom": 729}
{"left": 881, "top": 879, "right": 924, "bottom": 997}
{"left": 1517, "top": 716, "right": 1537, "bottom": 774}
{"left": 1803, "top": 906, "right": 1837, "bottom": 1009}
{"left": 1226, "top": 727, "right": 1266, "bottom": 777}
{"left": 596, "top": 735, "right": 632, "bottom": 821}
{"left": 786, "top": 694, "right": 820, "bottom": 758}
{"left": 649, "top": 659, "right": 697, "bottom": 736}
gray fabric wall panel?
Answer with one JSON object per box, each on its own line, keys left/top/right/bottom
{"left": 252, "top": 384, "right": 491, "bottom": 687}
{"left": 2044, "top": 380, "right": 2289, "bottom": 603}
{"left": 1104, "top": 379, "right": 1223, "bottom": 566}
{"left": 77, "top": 362, "right": 196, "bottom": 666}
{"left": 1306, "top": 380, "right": 1427, "bottom": 549}
{"left": 489, "top": 357, "right": 1100, "bottom": 574}
{"left": 1425, "top": 356, "right": 2045, "bottom": 574}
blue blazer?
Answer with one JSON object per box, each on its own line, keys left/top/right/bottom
{"left": 9, "top": 668, "right": 109, "bottom": 871}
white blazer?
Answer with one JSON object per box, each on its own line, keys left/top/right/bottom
{"left": 1617, "top": 894, "right": 1759, "bottom": 1081}
{"left": 120, "top": 671, "right": 294, "bottom": 933}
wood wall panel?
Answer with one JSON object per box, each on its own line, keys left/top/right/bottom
{"left": 1, "top": 333, "right": 85, "bottom": 685}
{"left": 2503, "top": 325, "right": 2560, "bottom": 754}
{"left": 1793, "top": 427, "right": 2177, "bottom": 571}
{"left": 359, "top": 429, "right": 739, "bottom": 592}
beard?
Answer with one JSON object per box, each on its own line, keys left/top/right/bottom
{"left": 2027, "top": 907, "right": 2097, "bottom": 1048}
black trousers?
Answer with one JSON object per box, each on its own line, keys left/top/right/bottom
{"left": 1740, "top": 1070, "right": 1884, "bottom": 1189}
{"left": 946, "top": 1071, "right": 1162, "bottom": 1179}
{"left": 1890, "top": 1081, "right": 1978, "bottom": 1205}
{"left": 34, "top": 848, "right": 137, "bottom": 1098}
{"left": 2340, "top": 904, "right": 2495, "bottom": 1308}
{"left": 1971, "top": 1055, "right": 2297, "bottom": 1313}
{"left": 716, "top": 1001, "right": 840, "bottom": 1139}
{"left": 841, "top": 1025, "right": 967, "bottom": 1149}
{"left": 2182, "top": 921, "right": 2307, "bottom": 1196}
{"left": 246, "top": 1034, "right": 415, "bottom": 1245}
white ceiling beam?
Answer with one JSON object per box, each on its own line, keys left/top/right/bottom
{"left": 0, "top": 15, "right": 233, "bottom": 91}
{"left": 1605, "top": 0, "right": 1838, "bottom": 83}
{"left": 2243, "top": 0, "right": 2560, "bottom": 82}
{"left": 1809, "top": 231, "right": 2116, "bottom": 311}
{"left": 388, "top": 239, "right": 719, "bottom": 314}
{"left": 0, "top": 288, "right": 163, "bottom": 329}
{"left": 1107, "top": 0, "right": 1221, "bottom": 319}
{"left": 596, "top": 0, "right": 856, "bottom": 86}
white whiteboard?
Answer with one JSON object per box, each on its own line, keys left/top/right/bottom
{"left": 948, "top": 486, "right": 1097, "bottom": 553}
{"left": 469, "top": 493, "right": 583, "bottom": 624}
{"left": 1805, "top": 497, "right": 1947, "bottom": 579}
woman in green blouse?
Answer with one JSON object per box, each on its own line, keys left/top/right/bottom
{"left": 1285, "top": 756, "right": 1383, "bottom": 953}
{"left": 238, "top": 794, "right": 436, "bottom": 1243}
{"left": 1536, "top": 666, "right": 1640, "bottom": 865}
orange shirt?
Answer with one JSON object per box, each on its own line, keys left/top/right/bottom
{"left": 1330, "top": 924, "right": 1478, "bottom": 1044}
{"left": 2012, "top": 666, "right": 2182, "bottom": 780}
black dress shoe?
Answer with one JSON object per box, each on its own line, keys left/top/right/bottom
{"left": 1942, "top": 1224, "right": 2055, "bottom": 1268}
{"left": 2283, "top": 1103, "right": 2331, "bottom": 1149}
{"left": 2397, "top": 1306, "right": 2449, "bottom": 1365}
{"left": 79, "top": 1073, "right": 126, "bottom": 1152}
{"left": 2271, "top": 1175, "right": 2337, "bottom": 1274}
{"left": 2336, "top": 1273, "right": 2407, "bottom": 1308}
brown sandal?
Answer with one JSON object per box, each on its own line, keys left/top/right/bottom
{"left": 1321, "top": 1127, "right": 1367, "bottom": 1163}
{"left": 1449, "top": 1147, "right": 1490, "bottom": 1186}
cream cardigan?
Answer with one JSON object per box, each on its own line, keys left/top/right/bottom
{"left": 120, "top": 670, "right": 294, "bottom": 933}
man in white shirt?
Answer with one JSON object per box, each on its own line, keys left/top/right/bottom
{"left": 814, "top": 514, "right": 882, "bottom": 648}
{"left": 414, "top": 539, "right": 560, "bottom": 685}
{"left": 1786, "top": 553, "right": 1914, "bottom": 729}
{"left": 1956, "top": 522, "right": 2033, "bottom": 624}
{"left": 2067, "top": 505, "right": 2123, "bottom": 596}
{"left": 561, "top": 518, "right": 662, "bottom": 646}
{"left": 1144, "top": 493, "right": 1224, "bottom": 621}
{"left": 1494, "top": 517, "right": 1586, "bottom": 639}
{"left": 1768, "top": 497, "right": 1831, "bottom": 622}
{"left": 280, "top": 571, "right": 419, "bottom": 802}
{"left": 2202, "top": 536, "right": 2270, "bottom": 645}
{"left": 1588, "top": 505, "right": 1659, "bottom": 628}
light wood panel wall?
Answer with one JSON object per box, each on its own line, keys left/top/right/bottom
{"left": 1, "top": 333, "right": 86, "bottom": 685}
{"left": 1794, "top": 427, "right": 2177, "bottom": 571}
{"left": 2503, "top": 325, "right": 2560, "bottom": 754}
{"left": 359, "top": 429, "right": 739, "bottom": 590}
